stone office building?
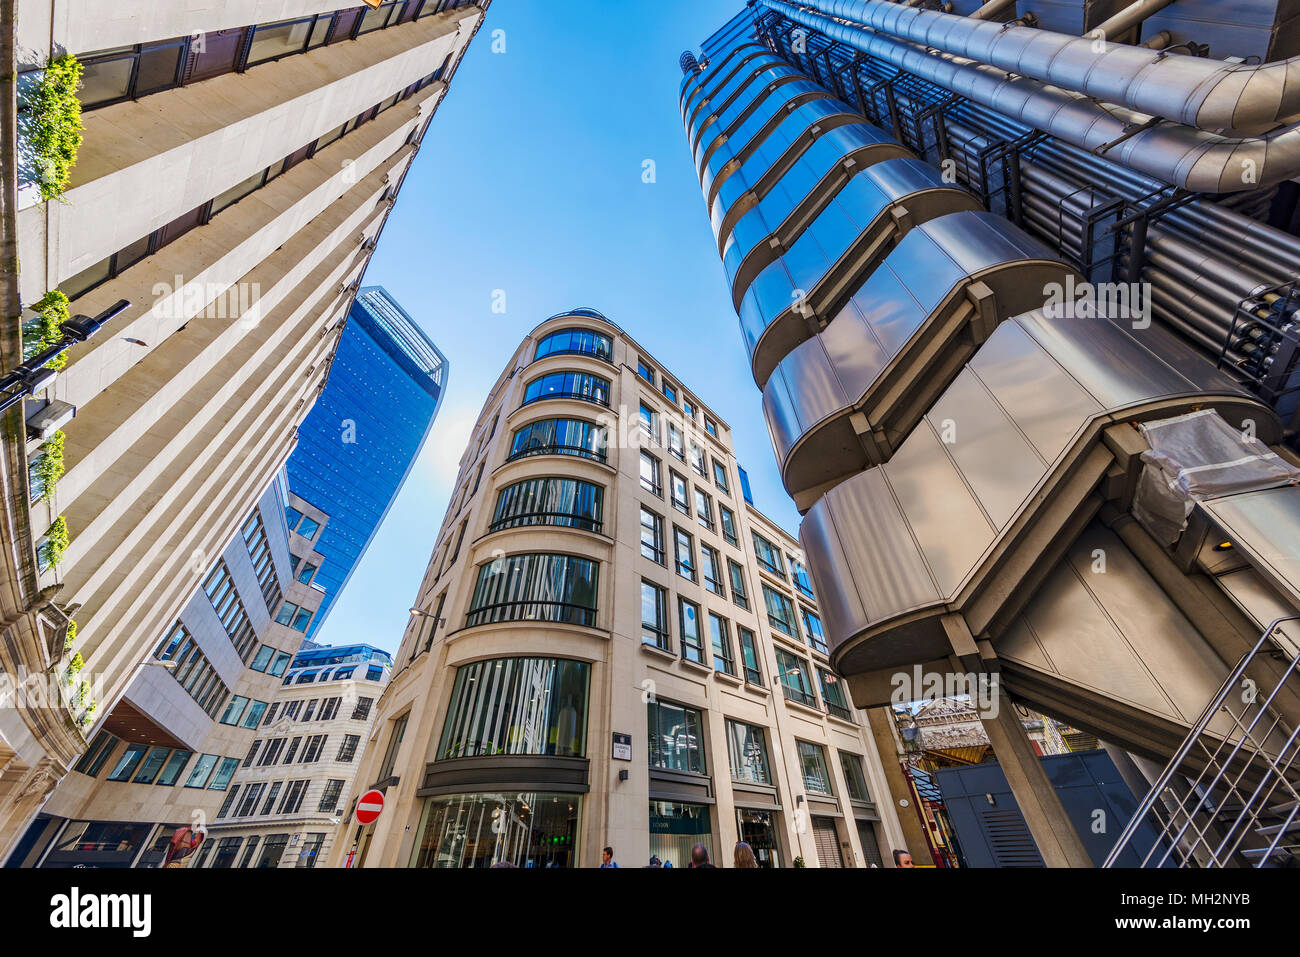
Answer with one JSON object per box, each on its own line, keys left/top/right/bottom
{"left": 334, "top": 308, "right": 909, "bottom": 869}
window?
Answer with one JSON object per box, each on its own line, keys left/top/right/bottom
{"left": 284, "top": 701, "right": 303, "bottom": 720}
{"left": 302, "top": 700, "right": 318, "bottom": 723}
{"left": 797, "top": 741, "right": 834, "bottom": 795}
{"left": 720, "top": 505, "right": 738, "bottom": 547}
{"left": 695, "top": 489, "right": 715, "bottom": 532}
{"left": 263, "top": 702, "right": 280, "bottom": 726}
{"left": 522, "top": 371, "right": 610, "bottom": 407}
{"left": 208, "top": 757, "right": 240, "bottom": 791}
{"left": 297, "top": 562, "right": 317, "bottom": 585}
{"left": 712, "top": 459, "right": 730, "bottom": 493}
{"left": 318, "top": 780, "right": 346, "bottom": 813}
{"left": 776, "top": 650, "right": 817, "bottom": 707}
{"left": 242, "top": 701, "right": 267, "bottom": 729}
{"left": 259, "top": 739, "right": 285, "bottom": 766}
{"left": 466, "top": 553, "right": 599, "bottom": 628}
{"left": 439, "top": 657, "right": 590, "bottom": 759}
{"left": 131, "top": 746, "right": 170, "bottom": 785}
{"left": 763, "top": 585, "right": 798, "bottom": 639}
{"left": 509, "top": 418, "right": 607, "bottom": 462}
{"left": 242, "top": 741, "right": 262, "bottom": 769}
{"left": 726, "top": 720, "right": 772, "bottom": 784}
{"left": 74, "top": 731, "right": 119, "bottom": 777}
{"left": 279, "top": 780, "right": 309, "bottom": 815}
{"left": 377, "top": 714, "right": 408, "bottom": 780}
{"left": 637, "top": 359, "right": 655, "bottom": 384}
{"left": 753, "top": 533, "right": 786, "bottom": 578}
{"left": 641, "top": 581, "right": 670, "bottom": 650}
{"left": 709, "top": 613, "right": 735, "bottom": 676}
{"left": 639, "top": 402, "right": 660, "bottom": 444}
{"left": 275, "top": 601, "right": 313, "bottom": 633}
{"left": 705, "top": 417, "right": 718, "bottom": 438}
{"left": 679, "top": 598, "right": 704, "bottom": 664}
{"left": 366, "top": 664, "right": 384, "bottom": 681}
{"left": 242, "top": 510, "right": 282, "bottom": 612}
{"left": 157, "top": 750, "right": 191, "bottom": 786}
{"left": 790, "top": 557, "right": 816, "bottom": 601}
{"left": 535, "top": 328, "right": 613, "bottom": 363}
{"left": 738, "top": 627, "right": 763, "bottom": 685}
{"left": 640, "top": 451, "right": 662, "bottom": 497}
{"left": 320, "top": 697, "right": 341, "bottom": 721}
{"left": 648, "top": 699, "right": 705, "bottom": 773}
{"left": 490, "top": 477, "right": 604, "bottom": 533}
{"left": 260, "top": 783, "right": 284, "bottom": 816}
{"left": 283, "top": 737, "right": 302, "bottom": 764}
{"left": 728, "top": 560, "right": 750, "bottom": 610}
{"left": 803, "top": 608, "right": 828, "bottom": 655}
{"left": 640, "top": 508, "right": 665, "bottom": 564}
{"left": 298, "top": 833, "right": 327, "bottom": 869}
{"left": 670, "top": 472, "right": 690, "bottom": 515}
{"left": 337, "top": 734, "right": 360, "bottom": 762}
{"left": 105, "top": 743, "right": 147, "bottom": 782}
{"left": 688, "top": 440, "right": 706, "bottom": 476}
{"left": 285, "top": 506, "right": 303, "bottom": 531}
{"left": 301, "top": 734, "right": 327, "bottom": 763}
{"left": 297, "top": 516, "right": 321, "bottom": 540}
{"left": 662, "top": 381, "right": 677, "bottom": 403}
{"left": 683, "top": 398, "right": 697, "bottom": 419}
{"left": 234, "top": 783, "right": 265, "bottom": 818}
{"left": 270, "top": 652, "right": 292, "bottom": 677}
{"left": 352, "top": 698, "right": 373, "bottom": 721}
{"left": 701, "top": 544, "right": 724, "bottom": 595}
{"left": 184, "top": 754, "right": 220, "bottom": 789}
{"left": 840, "top": 752, "right": 872, "bottom": 803}
{"left": 674, "top": 528, "right": 696, "bottom": 582}
{"left": 250, "top": 645, "right": 274, "bottom": 672}
{"left": 217, "top": 786, "right": 241, "bottom": 821}
{"left": 220, "top": 696, "right": 249, "bottom": 726}
{"left": 667, "top": 423, "right": 685, "bottom": 460}
{"left": 818, "top": 669, "right": 852, "bottom": 720}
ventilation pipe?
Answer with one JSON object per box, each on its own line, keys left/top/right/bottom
{"left": 759, "top": 0, "right": 1300, "bottom": 192}
{"left": 779, "top": 0, "right": 1300, "bottom": 137}
{"left": 1086, "top": 0, "right": 1178, "bottom": 43}
{"left": 968, "top": 0, "right": 1017, "bottom": 20}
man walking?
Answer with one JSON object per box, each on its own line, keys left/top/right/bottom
{"left": 690, "top": 843, "right": 715, "bottom": 868}
{"left": 600, "top": 846, "right": 619, "bottom": 868}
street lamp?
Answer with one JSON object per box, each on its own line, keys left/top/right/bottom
{"left": 409, "top": 606, "right": 446, "bottom": 654}
{"left": 0, "top": 299, "right": 129, "bottom": 415}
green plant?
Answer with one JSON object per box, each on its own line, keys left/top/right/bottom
{"left": 793, "top": 855, "right": 807, "bottom": 868}
{"left": 64, "top": 651, "right": 83, "bottom": 683}
{"left": 22, "top": 54, "right": 84, "bottom": 202}
{"left": 32, "top": 430, "right": 66, "bottom": 501}
{"left": 23, "top": 291, "right": 71, "bottom": 371}
{"left": 63, "top": 618, "right": 77, "bottom": 653}
{"left": 40, "top": 515, "right": 70, "bottom": 569}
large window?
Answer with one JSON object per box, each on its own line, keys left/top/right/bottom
{"left": 797, "top": 741, "right": 834, "bottom": 795}
{"left": 695, "top": 489, "right": 715, "bottom": 532}
{"left": 641, "top": 581, "right": 670, "bottom": 650}
{"left": 534, "top": 327, "right": 612, "bottom": 363}
{"left": 763, "top": 585, "right": 798, "bottom": 639}
{"left": 438, "top": 657, "right": 590, "bottom": 759}
{"left": 640, "top": 451, "right": 662, "bottom": 496}
{"left": 738, "top": 626, "right": 763, "bottom": 686}
{"left": 674, "top": 528, "right": 696, "bottom": 582}
{"left": 728, "top": 559, "right": 749, "bottom": 610}
{"left": 670, "top": 472, "right": 690, "bottom": 515}
{"left": 489, "top": 477, "right": 604, "bottom": 533}
{"left": 466, "top": 553, "right": 599, "bottom": 628}
{"left": 776, "top": 649, "right": 817, "bottom": 707}
{"left": 522, "top": 371, "right": 610, "bottom": 407}
{"left": 701, "top": 544, "right": 724, "bottom": 595}
{"left": 720, "top": 505, "right": 738, "bottom": 546}
{"left": 508, "top": 418, "right": 607, "bottom": 462}
{"left": 753, "top": 532, "right": 786, "bottom": 578}
{"left": 726, "top": 720, "right": 772, "bottom": 784}
{"left": 640, "top": 508, "right": 665, "bottom": 564}
{"left": 840, "top": 751, "right": 872, "bottom": 803}
{"left": 648, "top": 699, "right": 706, "bottom": 774}
{"left": 413, "top": 793, "right": 580, "bottom": 869}
{"left": 802, "top": 608, "right": 828, "bottom": 655}
{"left": 709, "top": 613, "right": 735, "bottom": 677}
{"left": 818, "top": 668, "right": 852, "bottom": 721}
{"left": 649, "top": 801, "right": 712, "bottom": 869}
{"left": 679, "top": 598, "right": 704, "bottom": 665}
{"left": 790, "top": 557, "right": 816, "bottom": 601}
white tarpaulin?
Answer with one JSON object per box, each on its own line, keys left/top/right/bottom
{"left": 1132, "top": 409, "right": 1300, "bottom": 545}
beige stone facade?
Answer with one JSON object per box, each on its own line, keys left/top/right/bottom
{"left": 334, "top": 308, "right": 908, "bottom": 869}
{"left": 0, "top": 1, "right": 489, "bottom": 860}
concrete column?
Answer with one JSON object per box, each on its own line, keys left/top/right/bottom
{"left": 864, "top": 707, "right": 930, "bottom": 864}
{"left": 981, "top": 688, "right": 1093, "bottom": 867}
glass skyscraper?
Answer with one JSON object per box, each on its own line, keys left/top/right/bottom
{"left": 285, "top": 286, "right": 448, "bottom": 639}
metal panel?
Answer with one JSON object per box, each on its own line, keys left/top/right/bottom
{"left": 1202, "top": 485, "right": 1300, "bottom": 611}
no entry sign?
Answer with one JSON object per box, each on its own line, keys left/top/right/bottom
{"left": 355, "top": 789, "right": 385, "bottom": 825}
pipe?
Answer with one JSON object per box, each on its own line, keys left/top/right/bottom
{"left": 1143, "top": 30, "right": 1172, "bottom": 51}
{"left": 1085, "top": 0, "right": 1177, "bottom": 45}
{"left": 781, "top": 0, "right": 1300, "bottom": 138}
{"left": 968, "top": 0, "right": 1017, "bottom": 20}
{"left": 760, "top": 0, "right": 1300, "bottom": 192}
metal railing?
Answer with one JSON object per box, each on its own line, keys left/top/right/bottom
{"left": 1104, "top": 616, "right": 1300, "bottom": 867}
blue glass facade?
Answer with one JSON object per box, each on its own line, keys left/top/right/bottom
{"left": 285, "top": 287, "right": 447, "bottom": 639}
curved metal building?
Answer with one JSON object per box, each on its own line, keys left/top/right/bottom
{"left": 680, "top": 2, "right": 1300, "bottom": 867}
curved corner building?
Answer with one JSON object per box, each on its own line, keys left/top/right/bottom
{"left": 331, "top": 309, "right": 909, "bottom": 868}
{"left": 680, "top": 3, "right": 1300, "bottom": 867}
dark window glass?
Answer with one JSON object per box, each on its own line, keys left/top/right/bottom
{"left": 508, "top": 418, "right": 607, "bottom": 462}
{"left": 738, "top": 626, "right": 762, "bottom": 685}
{"left": 466, "top": 553, "right": 599, "bottom": 628}
{"left": 490, "top": 477, "right": 604, "bottom": 533}
{"left": 726, "top": 720, "right": 771, "bottom": 783}
{"left": 522, "top": 371, "right": 610, "bottom": 407}
{"left": 648, "top": 699, "right": 705, "bottom": 773}
{"left": 641, "top": 580, "right": 669, "bottom": 650}
{"left": 679, "top": 598, "right": 703, "bottom": 664}
{"left": 535, "top": 328, "right": 613, "bottom": 363}
{"left": 438, "top": 657, "right": 590, "bottom": 759}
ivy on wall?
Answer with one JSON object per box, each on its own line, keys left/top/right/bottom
{"left": 21, "top": 54, "right": 84, "bottom": 202}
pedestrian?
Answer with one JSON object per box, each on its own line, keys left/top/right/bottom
{"left": 600, "top": 846, "right": 619, "bottom": 868}
{"left": 892, "top": 848, "right": 914, "bottom": 868}
{"left": 733, "top": 842, "right": 758, "bottom": 868}
{"left": 690, "top": 843, "right": 715, "bottom": 868}
{"left": 644, "top": 855, "right": 662, "bottom": 868}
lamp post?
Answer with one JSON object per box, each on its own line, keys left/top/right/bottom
{"left": 0, "top": 299, "right": 129, "bottom": 415}
{"left": 409, "top": 606, "right": 446, "bottom": 654}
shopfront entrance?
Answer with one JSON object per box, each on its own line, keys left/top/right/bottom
{"left": 736, "top": 808, "right": 781, "bottom": 868}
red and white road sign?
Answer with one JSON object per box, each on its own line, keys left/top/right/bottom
{"left": 355, "top": 789, "right": 384, "bottom": 825}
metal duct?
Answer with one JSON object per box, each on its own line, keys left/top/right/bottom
{"left": 1087, "top": 0, "right": 1179, "bottom": 42}
{"left": 760, "top": 0, "right": 1300, "bottom": 192}
{"left": 783, "top": 0, "right": 1300, "bottom": 138}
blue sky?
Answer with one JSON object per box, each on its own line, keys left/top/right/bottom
{"left": 315, "top": 1, "right": 801, "bottom": 654}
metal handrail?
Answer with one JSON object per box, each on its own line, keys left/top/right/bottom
{"left": 1103, "top": 616, "right": 1300, "bottom": 867}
